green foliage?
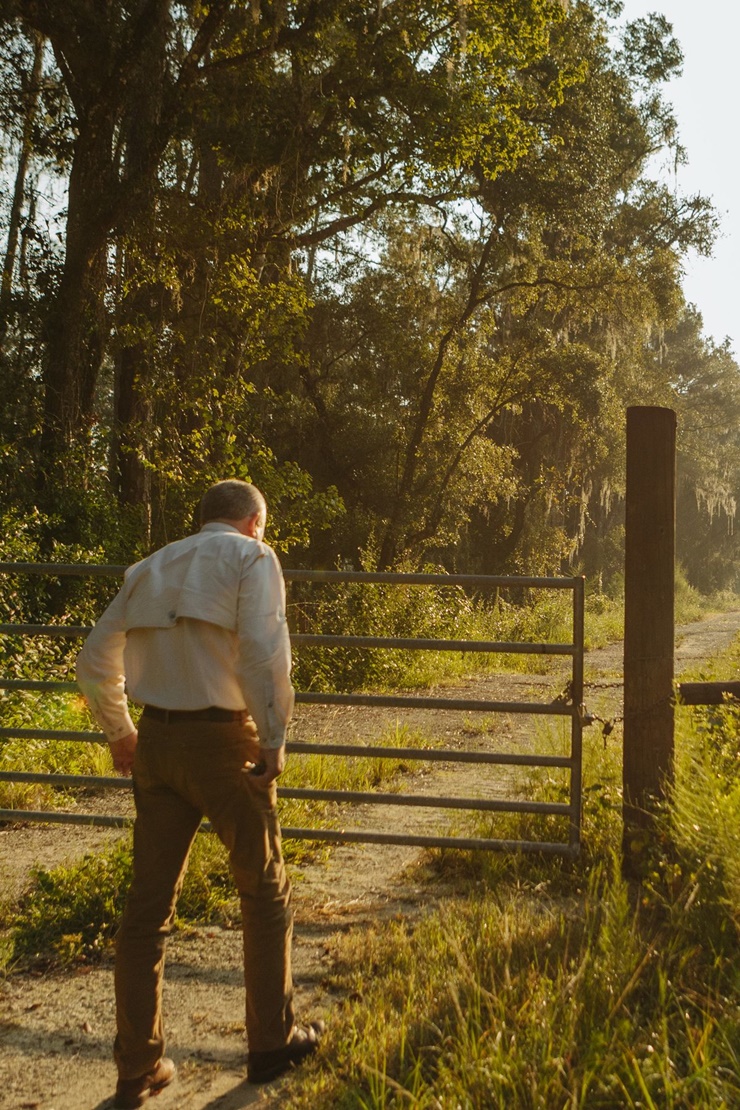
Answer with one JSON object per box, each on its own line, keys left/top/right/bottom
{"left": 289, "top": 576, "right": 583, "bottom": 692}
{"left": 0, "top": 691, "right": 111, "bottom": 810}
{"left": 6, "top": 840, "right": 133, "bottom": 968}
{"left": 1, "top": 0, "right": 736, "bottom": 590}
{"left": 674, "top": 564, "right": 708, "bottom": 625}
{"left": 667, "top": 308, "right": 740, "bottom": 592}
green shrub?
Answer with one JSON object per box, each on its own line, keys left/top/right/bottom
{"left": 288, "top": 578, "right": 580, "bottom": 692}
{"left": 7, "top": 839, "right": 133, "bottom": 967}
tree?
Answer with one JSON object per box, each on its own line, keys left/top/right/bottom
{"left": 0, "top": 25, "right": 43, "bottom": 345}
{"left": 256, "top": 3, "right": 716, "bottom": 571}
{"left": 0, "top": 1, "right": 572, "bottom": 488}
{"left": 662, "top": 308, "right": 740, "bottom": 591}
{"left": 0, "top": 0, "right": 734, "bottom": 587}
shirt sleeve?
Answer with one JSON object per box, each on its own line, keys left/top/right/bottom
{"left": 236, "top": 546, "right": 295, "bottom": 748}
{"left": 75, "top": 585, "right": 137, "bottom": 743}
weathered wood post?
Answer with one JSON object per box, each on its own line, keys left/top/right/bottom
{"left": 623, "top": 406, "right": 676, "bottom": 871}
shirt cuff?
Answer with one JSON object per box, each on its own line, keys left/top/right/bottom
{"left": 259, "top": 734, "right": 287, "bottom": 751}
{"left": 102, "top": 713, "right": 136, "bottom": 743}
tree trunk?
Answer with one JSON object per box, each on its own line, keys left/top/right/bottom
{"left": 0, "top": 31, "right": 44, "bottom": 348}
{"left": 39, "top": 103, "right": 116, "bottom": 477}
{"left": 111, "top": 3, "right": 170, "bottom": 530}
{"left": 114, "top": 332, "right": 153, "bottom": 542}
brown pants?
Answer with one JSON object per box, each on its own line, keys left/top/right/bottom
{"left": 114, "top": 717, "right": 294, "bottom": 1079}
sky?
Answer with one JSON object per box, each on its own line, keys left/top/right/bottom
{"left": 617, "top": 1, "right": 740, "bottom": 351}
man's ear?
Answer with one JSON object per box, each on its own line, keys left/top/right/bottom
{"left": 243, "top": 512, "right": 263, "bottom": 539}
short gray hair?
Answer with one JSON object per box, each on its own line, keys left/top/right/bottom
{"left": 199, "top": 480, "right": 266, "bottom": 525}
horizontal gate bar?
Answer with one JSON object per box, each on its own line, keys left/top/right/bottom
{"left": 0, "top": 624, "right": 90, "bottom": 637}
{"left": 0, "top": 808, "right": 133, "bottom": 828}
{"left": 0, "top": 629, "right": 574, "bottom": 655}
{"left": 0, "top": 728, "right": 107, "bottom": 740}
{"left": 292, "top": 634, "right": 574, "bottom": 654}
{"left": 272, "top": 787, "right": 569, "bottom": 815}
{"left": 0, "top": 771, "right": 129, "bottom": 788}
{"left": 279, "top": 826, "right": 578, "bottom": 855}
{"left": 0, "top": 771, "right": 570, "bottom": 817}
{"left": 0, "top": 809, "right": 576, "bottom": 856}
{"left": 0, "top": 680, "right": 79, "bottom": 691}
{"left": 677, "top": 681, "right": 740, "bottom": 705}
{"left": 287, "top": 741, "right": 573, "bottom": 767}
{"left": 0, "top": 563, "right": 126, "bottom": 576}
{"left": 287, "top": 571, "right": 578, "bottom": 588}
{"left": 0, "top": 731, "right": 573, "bottom": 769}
{"left": 0, "top": 562, "right": 580, "bottom": 590}
{"left": 0, "top": 683, "right": 579, "bottom": 720}
{"left": 294, "top": 693, "right": 574, "bottom": 714}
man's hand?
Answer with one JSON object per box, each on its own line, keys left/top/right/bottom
{"left": 248, "top": 745, "right": 285, "bottom": 790}
{"left": 109, "top": 730, "right": 138, "bottom": 776}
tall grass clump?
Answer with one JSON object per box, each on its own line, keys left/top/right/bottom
{"left": 279, "top": 676, "right": 740, "bottom": 1107}
{"left": 2, "top": 831, "right": 265, "bottom": 970}
{"left": 674, "top": 564, "right": 713, "bottom": 625}
{"left": 284, "top": 850, "right": 740, "bottom": 1107}
{"left": 4, "top": 838, "right": 134, "bottom": 967}
{"left": 0, "top": 690, "right": 115, "bottom": 809}
{"left": 1, "top": 833, "right": 241, "bottom": 970}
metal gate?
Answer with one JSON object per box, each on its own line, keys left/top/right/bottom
{"left": 0, "top": 563, "right": 587, "bottom": 856}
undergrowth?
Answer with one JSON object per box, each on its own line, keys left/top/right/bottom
{"left": 0, "top": 725, "right": 433, "bottom": 970}
{"left": 289, "top": 580, "right": 577, "bottom": 691}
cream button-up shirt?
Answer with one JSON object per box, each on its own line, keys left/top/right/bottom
{"left": 76, "top": 523, "right": 294, "bottom": 749}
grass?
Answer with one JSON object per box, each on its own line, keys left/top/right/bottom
{"left": 284, "top": 855, "right": 740, "bottom": 1107}
{"left": 0, "top": 691, "right": 113, "bottom": 810}
{"left": 272, "top": 636, "right": 740, "bottom": 1109}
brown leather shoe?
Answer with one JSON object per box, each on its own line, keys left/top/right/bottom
{"left": 247, "top": 1020, "right": 325, "bottom": 1084}
{"left": 114, "top": 1057, "right": 176, "bottom": 1108}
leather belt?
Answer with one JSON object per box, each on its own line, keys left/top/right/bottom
{"left": 142, "top": 705, "right": 247, "bottom": 724}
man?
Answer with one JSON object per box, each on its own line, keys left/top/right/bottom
{"left": 76, "top": 479, "right": 323, "bottom": 1110}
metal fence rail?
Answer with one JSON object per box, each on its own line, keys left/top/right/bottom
{"left": 0, "top": 562, "right": 587, "bottom": 855}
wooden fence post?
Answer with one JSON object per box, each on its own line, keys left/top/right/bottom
{"left": 623, "top": 406, "right": 676, "bottom": 870}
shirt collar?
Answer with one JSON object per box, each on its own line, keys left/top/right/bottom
{"left": 200, "top": 522, "right": 242, "bottom": 535}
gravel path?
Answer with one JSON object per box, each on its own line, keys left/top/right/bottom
{"left": 2, "top": 607, "right": 740, "bottom": 1110}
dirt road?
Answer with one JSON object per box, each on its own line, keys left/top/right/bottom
{"left": 2, "top": 608, "right": 740, "bottom": 1110}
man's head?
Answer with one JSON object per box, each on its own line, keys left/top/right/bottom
{"left": 199, "top": 480, "right": 267, "bottom": 540}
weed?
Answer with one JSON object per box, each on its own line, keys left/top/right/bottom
{"left": 5, "top": 839, "right": 133, "bottom": 968}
